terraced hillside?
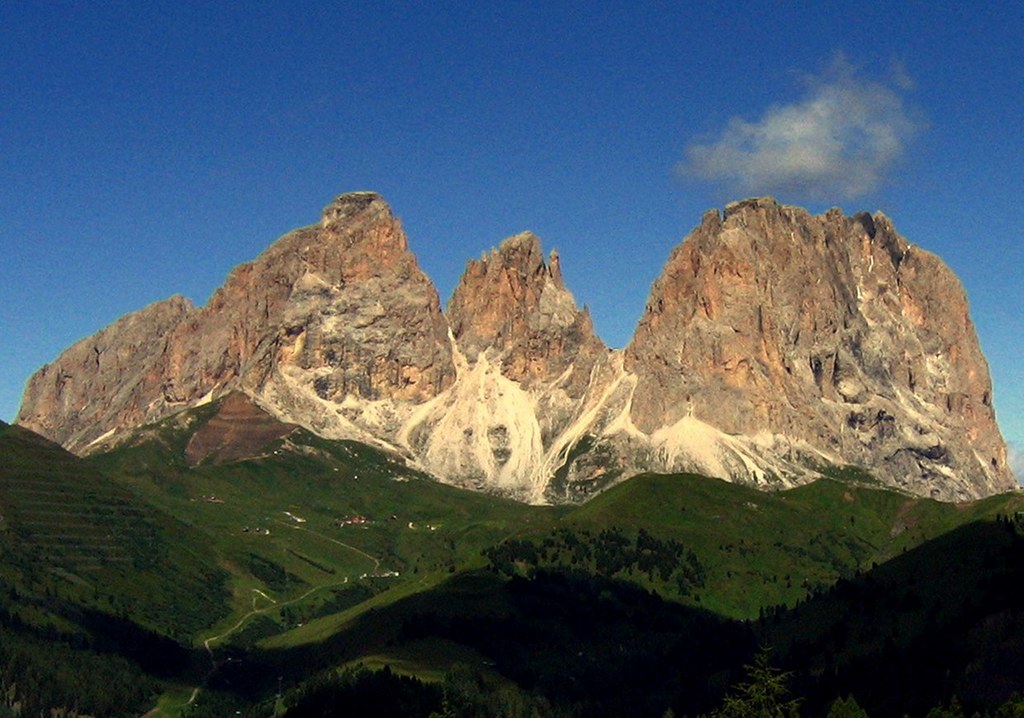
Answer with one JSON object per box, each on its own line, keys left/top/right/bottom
{"left": 0, "top": 421, "right": 229, "bottom": 636}
{"left": 5, "top": 402, "right": 1024, "bottom": 717}
{"left": 1, "top": 422, "right": 156, "bottom": 570}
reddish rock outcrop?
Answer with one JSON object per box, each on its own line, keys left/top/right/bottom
{"left": 16, "top": 193, "right": 1015, "bottom": 503}
{"left": 18, "top": 192, "right": 454, "bottom": 453}
{"left": 447, "top": 232, "right": 606, "bottom": 391}
{"left": 623, "top": 198, "right": 1013, "bottom": 499}
{"left": 184, "top": 392, "right": 297, "bottom": 466}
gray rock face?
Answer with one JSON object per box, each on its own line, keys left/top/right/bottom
{"left": 16, "top": 295, "right": 195, "bottom": 451}
{"left": 16, "top": 193, "right": 1016, "bottom": 503}
{"left": 622, "top": 198, "right": 1012, "bottom": 500}
{"left": 18, "top": 192, "right": 455, "bottom": 454}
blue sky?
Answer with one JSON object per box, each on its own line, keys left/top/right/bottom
{"left": 2, "top": 2, "right": 1022, "bottom": 476}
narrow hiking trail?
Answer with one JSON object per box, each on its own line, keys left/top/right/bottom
{"left": 141, "top": 531, "right": 386, "bottom": 717}
{"left": 274, "top": 519, "right": 383, "bottom": 573}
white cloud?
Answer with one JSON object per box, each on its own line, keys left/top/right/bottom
{"left": 1009, "top": 442, "right": 1024, "bottom": 485}
{"left": 679, "top": 58, "right": 921, "bottom": 201}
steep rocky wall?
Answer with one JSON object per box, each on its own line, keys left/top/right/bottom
{"left": 16, "top": 193, "right": 1015, "bottom": 503}
{"left": 17, "top": 295, "right": 195, "bottom": 451}
{"left": 623, "top": 198, "right": 1012, "bottom": 499}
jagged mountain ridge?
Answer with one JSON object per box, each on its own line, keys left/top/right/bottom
{"left": 621, "top": 198, "right": 1010, "bottom": 500}
{"left": 16, "top": 192, "right": 1015, "bottom": 502}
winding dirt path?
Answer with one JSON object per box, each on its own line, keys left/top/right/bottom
{"left": 142, "top": 531, "right": 384, "bottom": 717}
{"left": 274, "top": 519, "right": 382, "bottom": 573}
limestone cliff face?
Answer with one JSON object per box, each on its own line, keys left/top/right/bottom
{"left": 17, "top": 295, "right": 195, "bottom": 451}
{"left": 16, "top": 193, "right": 1015, "bottom": 503}
{"left": 18, "top": 192, "right": 455, "bottom": 454}
{"left": 621, "top": 198, "right": 1013, "bottom": 500}
{"left": 404, "top": 232, "right": 615, "bottom": 501}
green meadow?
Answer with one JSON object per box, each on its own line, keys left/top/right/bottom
{"left": 3, "top": 405, "right": 1023, "bottom": 717}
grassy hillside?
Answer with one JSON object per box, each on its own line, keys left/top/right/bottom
{"left": 761, "top": 516, "right": 1024, "bottom": 717}
{"left": 195, "top": 517, "right": 1024, "bottom": 718}
{"left": 0, "top": 422, "right": 227, "bottom": 638}
{"left": 85, "top": 403, "right": 562, "bottom": 654}
{"left": 0, "top": 422, "right": 225, "bottom": 715}
{"left": 6, "top": 401, "right": 1024, "bottom": 717}
{"left": 176, "top": 464, "right": 1024, "bottom": 716}
{"left": 486, "top": 472, "right": 1024, "bottom": 617}
{"left": 222, "top": 569, "right": 751, "bottom": 718}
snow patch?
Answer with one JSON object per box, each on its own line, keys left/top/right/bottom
{"left": 85, "top": 427, "right": 117, "bottom": 449}
{"left": 650, "top": 415, "right": 734, "bottom": 478}
{"left": 404, "top": 352, "right": 547, "bottom": 502}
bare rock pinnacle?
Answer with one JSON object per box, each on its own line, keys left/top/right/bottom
{"left": 16, "top": 193, "right": 1015, "bottom": 503}
{"left": 623, "top": 198, "right": 1013, "bottom": 500}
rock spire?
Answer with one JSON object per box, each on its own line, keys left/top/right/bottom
{"left": 16, "top": 193, "right": 1016, "bottom": 502}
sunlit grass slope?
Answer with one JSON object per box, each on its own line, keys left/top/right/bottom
{"left": 85, "top": 401, "right": 563, "bottom": 637}
{"left": 0, "top": 420, "right": 227, "bottom": 639}
{"left": 497, "top": 472, "right": 1024, "bottom": 617}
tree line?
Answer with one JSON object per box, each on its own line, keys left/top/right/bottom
{"left": 484, "top": 526, "right": 707, "bottom": 597}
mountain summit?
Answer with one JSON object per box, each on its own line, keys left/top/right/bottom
{"left": 623, "top": 198, "right": 1010, "bottom": 500}
{"left": 17, "top": 192, "right": 1015, "bottom": 502}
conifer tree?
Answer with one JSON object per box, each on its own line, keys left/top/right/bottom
{"left": 709, "top": 648, "right": 800, "bottom": 718}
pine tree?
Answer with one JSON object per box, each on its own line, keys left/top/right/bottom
{"left": 709, "top": 648, "right": 800, "bottom": 718}
{"left": 826, "top": 695, "right": 868, "bottom": 718}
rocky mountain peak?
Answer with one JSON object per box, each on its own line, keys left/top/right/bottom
{"left": 404, "top": 231, "right": 613, "bottom": 502}
{"left": 447, "top": 231, "right": 604, "bottom": 383}
{"left": 20, "top": 193, "right": 455, "bottom": 454}
{"left": 624, "top": 198, "right": 1013, "bottom": 500}
{"left": 252, "top": 193, "right": 455, "bottom": 409}
{"left": 548, "top": 248, "right": 563, "bottom": 283}
{"left": 318, "top": 191, "right": 410, "bottom": 266}
{"left": 320, "top": 190, "right": 384, "bottom": 229}
{"left": 16, "top": 192, "right": 1015, "bottom": 504}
